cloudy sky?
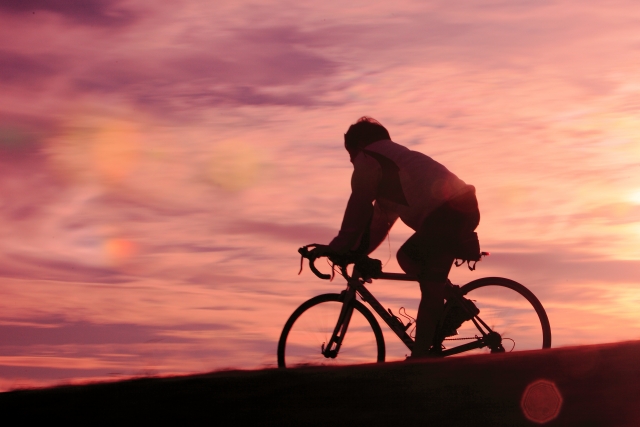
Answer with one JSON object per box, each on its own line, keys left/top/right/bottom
{"left": 1, "top": 0, "right": 640, "bottom": 389}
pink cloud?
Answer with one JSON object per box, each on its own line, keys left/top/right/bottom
{"left": 227, "top": 220, "right": 335, "bottom": 244}
{"left": 0, "top": 0, "right": 138, "bottom": 27}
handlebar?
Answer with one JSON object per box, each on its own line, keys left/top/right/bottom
{"left": 299, "top": 244, "right": 486, "bottom": 280}
{"left": 298, "top": 244, "right": 381, "bottom": 281}
{"left": 298, "top": 245, "right": 333, "bottom": 280}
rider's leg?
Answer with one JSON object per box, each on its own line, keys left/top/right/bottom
{"left": 399, "top": 200, "right": 467, "bottom": 357}
{"left": 412, "top": 279, "right": 446, "bottom": 357}
{"left": 397, "top": 234, "right": 420, "bottom": 276}
{"left": 398, "top": 238, "right": 453, "bottom": 358}
{"left": 399, "top": 190, "right": 480, "bottom": 358}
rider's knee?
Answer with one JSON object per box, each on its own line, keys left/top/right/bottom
{"left": 397, "top": 247, "right": 420, "bottom": 275}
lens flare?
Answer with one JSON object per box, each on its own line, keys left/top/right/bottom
{"left": 47, "top": 118, "right": 140, "bottom": 186}
{"left": 521, "top": 379, "right": 563, "bottom": 424}
{"left": 207, "top": 140, "right": 261, "bottom": 191}
{"left": 104, "top": 238, "right": 137, "bottom": 266}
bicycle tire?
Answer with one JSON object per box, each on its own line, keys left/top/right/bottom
{"left": 277, "top": 293, "right": 386, "bottom": 368}
{"left": 447, "top": 277, "right": 551, "bottom": 354}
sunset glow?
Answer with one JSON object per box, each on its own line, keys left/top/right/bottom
{"left": 1, "top": 0, "right": 640, "bottom": 390}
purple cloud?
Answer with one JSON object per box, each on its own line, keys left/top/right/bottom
{"left": 0, "top": 24, "right": 346, "bottom": 114}
{"left": 0, "top": 50, "right": 61, "bottom": 85}
{"left": 72, "top": 42, "right": 338, "bottom": 111}
{"left": 0, "top": 0, "right": 137, "bottom": 27}
{"left": 169, "top": 45, "right": 337, "bottom": 86}
{"left": 131, "top": 85, "right": 321, "bottom": 113}
{"left": 0, "top": 254, "right": 129, "bottom": 283}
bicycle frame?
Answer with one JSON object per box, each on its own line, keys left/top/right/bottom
{"left": 322, "top": 268, "right": 504, "bottom": 359}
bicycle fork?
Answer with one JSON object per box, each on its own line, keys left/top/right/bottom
{"left": 321, "top": 289, "right": 357, "bottom": 359}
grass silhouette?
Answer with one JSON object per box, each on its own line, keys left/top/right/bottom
{"left": 1, "top": 341, "right": 639, "bottom": 425}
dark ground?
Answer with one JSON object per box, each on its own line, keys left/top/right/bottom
{"left": 1, "top": 341, "right": 639, "bottom": 426}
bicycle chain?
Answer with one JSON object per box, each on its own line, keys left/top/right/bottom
{"left": 443, "top": 336, "right": 479, "bottom": 341}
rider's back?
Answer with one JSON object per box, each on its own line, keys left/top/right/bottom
{"left": 358, "top": 139, "right": 474, "bottom": 230}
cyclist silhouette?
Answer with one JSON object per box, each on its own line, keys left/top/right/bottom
{"left": 310, "top": 117, "right": 481, "bottom": 358}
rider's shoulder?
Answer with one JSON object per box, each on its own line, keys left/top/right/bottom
{"left": 353, "top": 149, "right": 383, "bottom": 167}
{"left": 357, "top": 139, "right": 401, "bottom": 157}
{"left": 364, "top": 139, "right": 412, "bottom": 155}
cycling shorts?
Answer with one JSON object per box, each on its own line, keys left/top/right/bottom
{"left": 398, "top": 188, "right": 480, "bottom": 282}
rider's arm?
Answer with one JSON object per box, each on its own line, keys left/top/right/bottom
{"left": 328, "top": 153, "right": 381, "bottom": 254}
{"left": 366, "top": 200, "right": 399, "bottom": 254}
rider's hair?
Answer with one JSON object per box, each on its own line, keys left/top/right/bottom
{"left": 344, "top": 117, "right": 391, "bottom": 154}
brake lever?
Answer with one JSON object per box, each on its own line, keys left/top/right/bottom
{"left": 298, "top": 245, "right": 331, "bottom": 280}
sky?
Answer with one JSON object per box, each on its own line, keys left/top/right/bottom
{"left": 1, "top": 0, "right": 640, "bottom": 390}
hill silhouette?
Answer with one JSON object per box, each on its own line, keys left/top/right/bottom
{"left": 1, "top": 341, "right": 639, "bottom": 426}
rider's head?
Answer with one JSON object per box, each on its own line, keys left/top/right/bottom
{"left": 344, "top": 117, "right": 390, "bottom": 161}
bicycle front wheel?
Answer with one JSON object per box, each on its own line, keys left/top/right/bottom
{"left": 446, "top": 277, "right": 551, "bottom": 355}
{"left": 277, "top": 293, "right": 385, "bottom": 368}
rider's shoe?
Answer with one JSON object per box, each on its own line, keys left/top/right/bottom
{"left": 440, "top": 297, "right": 479, "bottom": 337}
{"left": 428, "top": 345, "right": 444, "bottom": 358}
{"left": 462, "top": 296, "right": 480, "bottom": 317}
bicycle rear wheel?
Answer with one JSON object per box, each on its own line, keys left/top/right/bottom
{"left": 444, "top": 277, "right": 551, "bottom": 355}
{"left": 277, "top": 293, "right": 385, "bottom": 368}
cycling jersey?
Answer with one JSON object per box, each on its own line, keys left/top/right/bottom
{"left": 329, "top": 139, "right": 474, "bottom": 253}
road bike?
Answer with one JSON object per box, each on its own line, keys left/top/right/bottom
{"left": 277, "top": 245, "right": 552, "bottom": 368}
